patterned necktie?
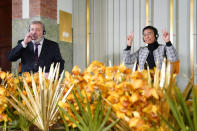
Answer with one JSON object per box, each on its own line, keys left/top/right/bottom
{"left": 34, "top": 43, "right": 40, "bottom": 65}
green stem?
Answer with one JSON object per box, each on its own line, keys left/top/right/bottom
{"left": 3, "top": 121, "right": 6, "bottom": 131}
{"left": 22, "top": 128, "right": 30, "bottom": 131}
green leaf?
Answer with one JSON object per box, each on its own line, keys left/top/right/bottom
{"left": 158, "top": 113, "right": 176, "bottom": 131}
{"left": 59, "top": 87, "right": 116, "bottom": 131}
{"left": 164, "top": 89, "right": 187, "bottom": 131}
{"left": 92, "top": 95, "right": 102, "bottom": 130}
{"left": 3, "top": 121, "right": 6, "bottom": 131}
{"left": 67, "top": 100, "right": 86, "bottom": 128}
{"left": 98, "top": 107, "right": 112, "bottom": 131}
{"left": 84, "top": 93, "right": 93, "bottom": 124}
{"left": 175, "top": 87, "right": 194, "bottom": 131}
{"left": 59, "top": 108, "right": 69, "bottom": 131}
{"left": 192, "top": 88, "right": 197, "bottom": 131}
{"left": 58, "top": 106, "right": 83, "bottom": 130}
{"left": 183, "top": 76, "right": 193, "bottom": 101}
{"left": 6, "top": 107, "right": 19, "bottom": 121}
{"left": 97, "top": 99, "right": 105, "bottom": 129}
{"left": 73, "top": 89, "right": 88, "bottom": 124}
{"left": 76, "top": 87, "right": 84, "bottom": 102}
{"left": 102, "top": 118, "right": 120, "bottom": 131}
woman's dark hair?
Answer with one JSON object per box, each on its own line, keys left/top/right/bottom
{"left": 143, "top": 26, "right": 159, "bottom": 40}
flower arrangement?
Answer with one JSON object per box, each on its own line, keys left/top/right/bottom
{"left": 0, "top": 60, "right": 196, "bottom": 131}
{"left": 58, "top": 60, "right": 175, "bottom": 130}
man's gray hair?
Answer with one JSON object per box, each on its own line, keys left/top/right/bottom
{"left": 29, "top": 20, "right": 46, "bottom": 34}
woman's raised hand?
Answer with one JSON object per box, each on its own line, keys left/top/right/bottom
{"left": 162, "top": 29, "right": 170, "bottom": 43}
{"left": 127, "top": 32, "right": 134, "bottom": 46}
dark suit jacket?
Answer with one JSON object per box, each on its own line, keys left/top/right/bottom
{"left": 8, "top": 39, "right": 65, "bottom": 74}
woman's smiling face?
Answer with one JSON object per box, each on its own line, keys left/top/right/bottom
{"left": 143, "top": 29, "right": 156, "bottom": 44}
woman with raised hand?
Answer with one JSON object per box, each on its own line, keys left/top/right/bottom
{"left": 123, "top": 26, "right": 178, "bottom": 70}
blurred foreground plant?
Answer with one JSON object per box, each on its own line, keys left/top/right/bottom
{"left": 162, "top": 84, "right": 197, "bottom": 131}
{"left": 5, "top": 63, "right": 74, "bottom": 131}
{"left": 59, "top": 87, "right": 119, "bottom": 131}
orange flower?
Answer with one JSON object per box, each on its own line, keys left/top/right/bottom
{"left": 0, "top": 72, "right": 6, "bottom": 80}
{"left": 0, "top": 114, "right": 8, "bottom": 122}
{"left": 72, "top": 65, "right": 81, "bottom": 75}
{"left": 60, "top": 61, "right": 164, "bottom": 129}
{"left": 144, "top": 87, "right": 159, "bottom": 99}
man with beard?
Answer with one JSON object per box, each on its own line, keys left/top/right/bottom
{"left": 8, "top": 21, "right": 65, "bottom": 74}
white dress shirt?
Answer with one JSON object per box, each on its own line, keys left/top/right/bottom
{"left": 21, "top": 38, "right": 44, "bottom": 57}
